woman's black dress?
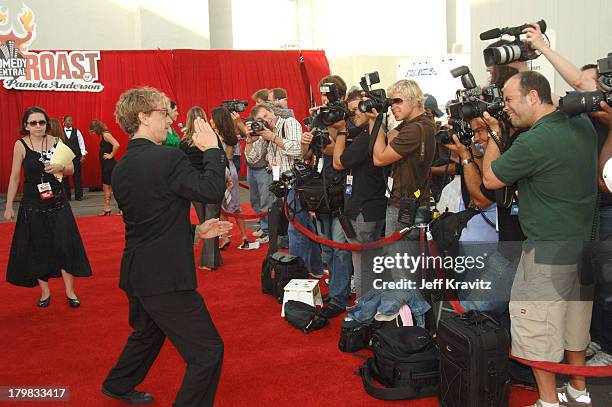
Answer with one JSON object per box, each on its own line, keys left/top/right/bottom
{"left": 99, "top": 136, "right": 116, "bottom": 185}
{"left": 6, "top": 138, "right": 93, "bottom": 287}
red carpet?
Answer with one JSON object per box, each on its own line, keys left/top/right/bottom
{"left": 0, "top": 215, "right": 538, "bottom": 406}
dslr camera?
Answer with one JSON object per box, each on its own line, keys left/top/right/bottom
{"left": 268, "top": 160, "right": 314, "bottom": 198}
{"left": 313, "top": 82, "right": 352, "bottom": 127}
{"left": 559, "top": 53, "right": 612, "bottom": 116}
{"left": 303, "top": 82, "right": 353, "bottom": 151}
{"left": 249, "top": 118, "right": 268, "bottom": 136}
{"left": 442, "top": 66, "right": 505, "bottom": 146}
{"left": 222, "top": 99, "right": 248, "bottom": 113}
{"left": 358, "top": 71, "right": 394, "bottom": 114}
{"left": 481, "top": 20, "right": 548, "bottom": 67}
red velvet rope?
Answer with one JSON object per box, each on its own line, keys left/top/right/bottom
{"left": 220, "top": 208, "right": 268, "bottom": 220}
{"left": 283, "top": 202, "right": 414, "bottom": 251}
{"left": 509, "top": 354, "right": 612, "bottom": 377}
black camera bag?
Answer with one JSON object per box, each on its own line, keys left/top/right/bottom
{"left": 437, "top": 310, "right": 510, "bottom": 407}
{"left": 359, "top": 326, "right": 439, "bottom": 400}
{"left": 297, "top": 173, "right": 344, "bottom": 214}
{"left": 338, "top": 319, "right": 371, "bottom": 353}
{"left": 261, "top": 252, "right": 309, "bottom": 303}
{"left": 284, "top": 300, "right": 328, "bottom": 333}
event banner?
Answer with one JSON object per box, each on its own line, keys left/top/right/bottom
{"left": 0, "top": 4, "right": 103, "bottom": 92}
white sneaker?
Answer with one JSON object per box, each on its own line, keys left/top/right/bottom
{"left": 557, "top": 384, "right": 592, "bottom": 406}
{"left": 585, "top": 341, "right": 601, "bottom": 358}
{"left": 586, "top": 350, "right": 612, "bottom": 366}
{"left": 238, "top": 240, "right": 260, "bottom": 250}
{"left": 256, "top": 235, "right": 269, "bottom": 244}
{"left": 252, "top": 229, "right": 264, "bottom": 237}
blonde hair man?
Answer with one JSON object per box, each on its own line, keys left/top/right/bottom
{"left": 103, "top": 87, "right": 231, "bottom": 406}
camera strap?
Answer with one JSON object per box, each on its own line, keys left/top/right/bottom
{"left": 270, "top": 120, "right": 286, "bottom": 161}
{"left": 368, "top": 113, "right": 395, "bottom": 197}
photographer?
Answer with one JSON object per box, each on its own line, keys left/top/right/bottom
{"left": 332, "top": 90, "right": 388, "bottom": 300}
{"left": 300, "top": 75, "right": 353, "bottom": 317}
{"left": 245, "top": 104, "right": 324, "bottom": 277}
{"left": 523, "top": 25, "right": 612, "bottom": 370}
{"left": 372, "top": 79, "right": 436, "bottom": 235}
{"left": 483, "top": 71, "right": 598, "bottom": 407}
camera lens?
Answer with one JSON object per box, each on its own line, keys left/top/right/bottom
{"left": 559, "top": 90, "right": 609, "bottom": 116}
{"left": 358, "top": 99, "right": 379, "bottom": 113}
{"left": 483, "top": 44, "right": 522, "bottom": 67}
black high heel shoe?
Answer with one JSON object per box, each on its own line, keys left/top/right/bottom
{"left": 67, "top": 296, "right": 81, "bottom": 308}
{"left": 38, "top": 296, "right": 51, "bottom": 308}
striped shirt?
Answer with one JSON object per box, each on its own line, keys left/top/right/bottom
{"left": 246, "top": 116, "right": 302, "bottom": 173}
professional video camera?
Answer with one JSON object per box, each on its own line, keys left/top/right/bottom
{"left": 268, "top": 160, "right": 314, "bottom": 198}
{"left": 480, "top": 20, "right": 548, "bottom": 67}
{"left": 559, "top": 52, "right": 612, "bottom": 115}
{"left": 358, "top": 71, "right": 394, "bottom": 114}
{"left": 444, "top": 66, "right": 505, "bottom": 145}
{"left": 222, "top": 99, "right": 248, "bottom": 113}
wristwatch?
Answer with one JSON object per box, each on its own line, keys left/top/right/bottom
{"left": 336, "top": 131, "right": 348, "bottom": 136}
{"left": 461, "top": 157, "right": 474, "bottom": 166}
{"left": 488, "top": 130, "right": 504, "bottom": 150}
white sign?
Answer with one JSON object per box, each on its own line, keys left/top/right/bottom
{"left": 397, "top": 54, "right": 471, "bottom": 114}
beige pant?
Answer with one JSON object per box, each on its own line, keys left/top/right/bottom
{"left": 509, "top": 250, "right": 593, "bottom": 362}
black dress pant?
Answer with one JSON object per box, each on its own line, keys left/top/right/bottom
{"left": 193, "top": 202, "right": 223, "bottom": 269}
{"left": 103, "top": 290, "right": 224, "bottom": 407}
{"left": 64, "top": 157, "right": 83, "bottom": 199}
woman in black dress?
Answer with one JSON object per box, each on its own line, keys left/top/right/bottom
{"left": 3, "top": 106, "right": 92, "bottom": 308}
{"left": 180, "top": 106, "right": 225, "bottom": 270}
{"left": 89, "top": 120, "right": 120, "bottom": 215}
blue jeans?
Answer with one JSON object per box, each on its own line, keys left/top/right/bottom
{"left": 247, "top": 167, "right": 274, "bottom": 234}
{"left": 347, "top": 214, "right": 385, "bottom": 300}
{"left": 459, "top": 246, "right": 518, "bottom": 316}
{"left": 233, "top": 155, "right": 241, "bottom": 177}
{"left": 287, "top": 188, "right": 323, "bottom": 276}
{"left": 590, "top": 206, "right": 612, "bottom": 353}
{"left": 316, "top": 214, "right": 353, "bottom": 308}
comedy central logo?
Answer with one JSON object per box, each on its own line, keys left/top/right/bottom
{"left": 0, "top": 4, "right": 103, "bottom": 92}
{"left": 0, "top": 5, "right": 32, "bottom": 80}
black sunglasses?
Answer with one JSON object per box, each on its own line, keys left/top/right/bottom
{"left": 28, "top": 120, "right": 47, "bottom": 127}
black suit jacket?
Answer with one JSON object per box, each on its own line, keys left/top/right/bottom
{"left": 111, "top": 138, "right": 226, "bottom": 296}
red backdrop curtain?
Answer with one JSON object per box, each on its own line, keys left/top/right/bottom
{"left": 0, "top": 49, "right": 329, "bottom": 192}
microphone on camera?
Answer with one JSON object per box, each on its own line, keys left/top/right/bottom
{"left": 479, "top": 20, "right": 547, "bottom": 40}
{"left": 479, "top": 28, "right": 502, "bottom": 41}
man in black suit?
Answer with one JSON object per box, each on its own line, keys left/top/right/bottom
{"left": 62, "top": 115, "right": 87, "bottom": 200}
{"left": 102, "top": 87, "right": 231, "bottom": 406}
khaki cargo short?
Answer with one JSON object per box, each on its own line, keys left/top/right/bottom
{"left": 509, "top": 250, "right": 593, "bottom": 362}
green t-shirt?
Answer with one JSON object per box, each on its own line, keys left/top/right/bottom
{"left": 163, "top": 126, "right": 181, "bottom": 148}
{"left": 491, "top": 111, "right": 597, "bottom": 264}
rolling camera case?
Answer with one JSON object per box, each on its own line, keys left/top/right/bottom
{"left": 437, "top": 310, "right": 510, "bottom": 407}
{"left": 261, "top": 252, "right": 309, "bottom": 303}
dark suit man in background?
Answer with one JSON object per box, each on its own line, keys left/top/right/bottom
{"left": 102, "top": 87, "right": 231, "bottom": 406}
{"left": 62, "top": 115, "right": 87, "bottom": 200}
